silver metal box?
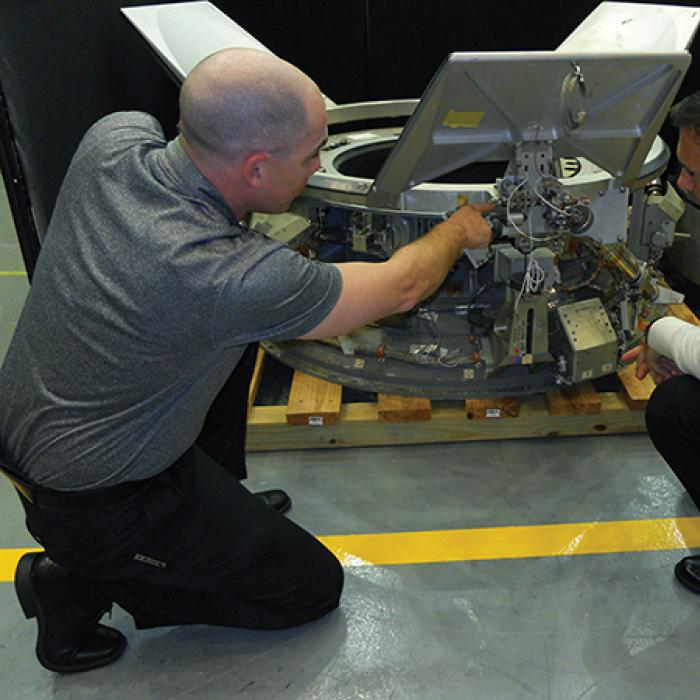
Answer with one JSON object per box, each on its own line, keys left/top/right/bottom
{"left": 556, "top": 299, "right": 618, "bottom": 382}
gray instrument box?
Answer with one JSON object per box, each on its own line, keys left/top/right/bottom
{"left": 556, "top": 298, "right": 618, "bottom": 382}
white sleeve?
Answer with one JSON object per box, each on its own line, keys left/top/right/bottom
{"left": 647, "top": 316, "right": 700, "bottom": 379}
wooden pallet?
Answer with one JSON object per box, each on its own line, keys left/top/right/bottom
{"left": 245, "top": 356, "right": 647, "bottom": 453}
{"left": 245, "top": 303, "right": 698, "bottom": 452}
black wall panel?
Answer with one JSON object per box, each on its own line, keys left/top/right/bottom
{"left": 0, "top": 0, "right": 181, "bottom": 274}
{"left": 213, "top": 1, "right": 369, "bottom": 104}
{"left": 366, "top": 0, "right": 598, "bottom": 99}
{"left": 366, "top": 0, "right": 699, "bottom": 100}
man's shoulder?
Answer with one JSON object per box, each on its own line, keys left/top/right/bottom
{"left": 80, "top": 111, "right": 165, "bottom": 152}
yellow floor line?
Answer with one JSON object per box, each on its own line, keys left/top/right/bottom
{"left": 0, "top": 547, "right": 42, "bottom": 581}
{"left": 0, "top": 270, "right": 27, "bottom": 276}
{"left": 2, "top": 517, "right": 700, "bottom": 580}
{"left": 320, "top": 516, "right": 700, "bottom": 566}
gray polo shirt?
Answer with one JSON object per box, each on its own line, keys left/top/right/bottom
{"left": 0, "top": 112, "right": 341, "bottom": 489}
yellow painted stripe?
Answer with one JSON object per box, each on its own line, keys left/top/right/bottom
{"left": 0, "top": 547, "right": 41, "bottom": 581}
{"left": 319, "top": 517, "right": 700, "bottom": 566}
{"left": 0, "top": 270, "right": 27, "bottom": 276}
{"left": 2, "top": 517, "right": 700, "bottom": 581}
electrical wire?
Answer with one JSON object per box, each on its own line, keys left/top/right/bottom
{"left": 506, "top": 177, "right": 562, "bottom": 244}
{"left": 516, "top": 254, "right": 546, "bottom": 309}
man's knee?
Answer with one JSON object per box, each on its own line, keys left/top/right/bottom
{"left": 253, "top": 526, "right": 344, "bottom": 625}
{"left": 305, "top": 544, "right": 344, "bottom": 621}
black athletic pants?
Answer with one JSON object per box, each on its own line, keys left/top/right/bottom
{"left": 646, "top": 374, "right": 700, "bottom": 509}
{"left": 17, "top": 344, "right": 343, "bottom": 630}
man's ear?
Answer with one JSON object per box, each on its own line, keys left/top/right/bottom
{"left": 241, "top": 152, "right": 271, "bottom": 189}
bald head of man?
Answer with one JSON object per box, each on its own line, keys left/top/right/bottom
{"left": 178, "top": 48, "right": 328, "bottom": 218}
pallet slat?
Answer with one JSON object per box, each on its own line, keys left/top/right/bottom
{"left": 247, "top": 392, "right": 644, "bottom": 452}
{"left": 378, "top": 394, "right": 431, "bottom": 423}
{"left": 286, "top": 370, "right": 342, "bottom": 426}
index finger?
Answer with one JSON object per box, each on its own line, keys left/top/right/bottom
{"left": 620, "top": 346, "right": 641, "bottom": 363}
{"left": 468, "top": 202, "right": 496, "bottom": 214}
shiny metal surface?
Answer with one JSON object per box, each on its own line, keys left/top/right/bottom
{"left": 368, "top": 51, "right": 689, "bottom": 208}
{"left": 558, "top": 1, "right": 700, "bottom": 53}
{"left": 122, "top": 2, "right": 337, "bottom": 107}
{"left": 326, "top": 100, "right": 419, "bottom": 126}
{"left": 122, "top": 1, "right": 272, "bottom": 80}
{"left": 309, "top": 119, "right": 670, "bottom": 211}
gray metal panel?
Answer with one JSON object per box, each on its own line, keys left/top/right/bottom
{"left": 122, "top": 1, "right": 337, "bottom": 107}
{"left": 557, "top": 298, "right": 618, "bottom": 382}
{"left": 368, "top": 51, "right": 690, "bottom": 206}
{"left": 558, "top": 2, "right": 700, "bottom": 52}
{"left": 121, "top": 2, "right": 272, "bottom": 81}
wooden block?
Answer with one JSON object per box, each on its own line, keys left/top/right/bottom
{"left": 545, "top": 382, "right": 601, "bottom": 416}
{"left": 617, "top": 363, "right": 655, "bottom": 410}
{"left": 286, "top": 370, "right": 342, "bottom": 426}
{"left": 668, "top": 303, "right": 700, "bottom": 326}
{"left": 545, "top": 389, "right": 572, "bottom": 416}
{"left": 465, "top": 397, "right": 519, "bottom": 420}
{"left": 247, "top": 346, "right": 266, "bottom": 414}
{"left": 377, "top": 394, "right": 431, "bottom": 423}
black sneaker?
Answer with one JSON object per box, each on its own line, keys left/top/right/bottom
{"left": 14, "top": 552, "right": 126, "bottom": 673}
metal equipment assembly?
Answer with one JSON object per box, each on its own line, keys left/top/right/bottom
{"left": 124, "top": 1, "right": 700, "bottom": 398}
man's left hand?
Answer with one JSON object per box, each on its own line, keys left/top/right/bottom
{"left": 621, "top": 340, "right": 682, "bottom": 385}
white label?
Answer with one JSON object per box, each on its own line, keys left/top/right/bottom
{"left": 463, "top": 369, "right": 475, "bottom": 380}
{"left": 308, "top": 416, "right": 324, "bottom": 426}
{"left": 486, "top": 408, "right": 501, "bottom": 418}
{"left": 354, "top": 358, "right": 366, "bottom": 369}
{"left": 581, "top": 369, "right": 594, "bottom": 379}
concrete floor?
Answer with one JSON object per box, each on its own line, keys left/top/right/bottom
{"left": 2, "top": 186, "right": 700, "bottom": 699}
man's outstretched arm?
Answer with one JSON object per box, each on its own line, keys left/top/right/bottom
{"left": 300, "top": 203, "right": 493, "bottom": 340}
